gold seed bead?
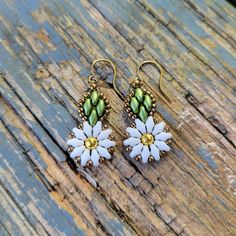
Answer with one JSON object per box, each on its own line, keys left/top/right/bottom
{"left": 164, "top": 128, "right": 169, "bottom": 132}
{"left": 154, "top": 118, "right": 159, "bottom": 123}
{"left": 150, "top": 94, "right": 154, "bottom": 98}
{"left": 100, "top": 93, "right": 104, "bottom": 97}
{"left": 103, "top": 124, "right": 108, "bottom": 129}
{"left": 124, "top": 132, "right": 129, "bottom": 138}
{"left": 100, "top": 157, "right": 105, "bottom": 163}
{"left": 135, "top": 155, "right": 141, "bottom": 161}
{"left": 126, "top": 147, "right": 131, "bottom": 152}
{"left": 109, "top": 135, "right": 115, "bottom": 140}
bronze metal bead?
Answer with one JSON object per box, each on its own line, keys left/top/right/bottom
{"left": 167, "top": 139, "right": 172, "bottom": 145}
{"left": 109, "top": 135, "right": 115, "bottom": 140}
{"left": 160, "top": 151, "right": 166, "bottom": 157}
{"left": 148, "top": 156, "right": 154, "bottom": 162}
{"left": 109, "top": 147, "right": 115, "bottom": 154}
{"left": 67, "top": 147, "right": 74, "bottom": 153}
{"left": 135, "top": 155, "right": 141, "bottom": 161}
{"left": 68, "top": 132, "right": 74, "bottom": 139}
{"left": 103, "top": 124, "right": 108, "bottom": 129}
{"left": 75, "top": 157, "right": 81, "bottom": 163}
{"left": 86, "top": 160, "right": 93, "bottom": 167}
{"left": 99, "top": 157, "right": 105, "bottom": 163}
{"left": 126, "top": 147, "right": 131, "bottom": 152}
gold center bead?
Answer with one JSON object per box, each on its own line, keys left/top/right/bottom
{"left": 85, "top": 137, "right": 98, "bottom": 150}
{"left": 141, "top": 133, "right": 154, "bottom": 145}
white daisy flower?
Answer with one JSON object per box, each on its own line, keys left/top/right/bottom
{"left": 124, "top": 116, "right": 172, "bottom": 163}
{"left": 67, "top": 121, "right": 116, "bottom": 166}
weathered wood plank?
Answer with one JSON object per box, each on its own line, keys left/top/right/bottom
{"left": 0, "top": 0, "right": 236, "bottom": 235}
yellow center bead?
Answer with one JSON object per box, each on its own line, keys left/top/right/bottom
{"left": 141, "top": 133, "right": 154, "bottom": 145}
{"left": 85, "top": 137, "right": 98, "bottom": 150}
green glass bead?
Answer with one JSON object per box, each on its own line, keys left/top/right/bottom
{"left": 143, "top": 95, "right": 152, "bottom": 111}
{"left": 96, "top": 99, "right": 105, "bottom": 117}
{"left": 83, "top": 98, "right": 92, "bottom": 116}
{"left": 139, "top": 105, "right": 148, "bottom": 122}
{"left": 135, "top": 88, "right": 144, "bottom": 102}
{"left": 130, "top": 97, "right": 139, "bottom": 114}
{"left": 91, "top": 90, "right": 99, "bottom": 106}
{"left": 89, "top": 109, "right": 98, "bottom": 126}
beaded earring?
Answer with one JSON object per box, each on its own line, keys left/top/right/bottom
{"left": 113, "top": 61, "right": 172, "bottom": 163}
{"left": 67, "top": 59, "right": 116, "bottom": 167}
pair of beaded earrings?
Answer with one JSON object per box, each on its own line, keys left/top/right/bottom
{"left": 67, "top": 59, "right": 172, "bottom": 167}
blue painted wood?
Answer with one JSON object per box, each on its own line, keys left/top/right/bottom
{"left": 0, "top": 0, "right": 236, "bottom": 235}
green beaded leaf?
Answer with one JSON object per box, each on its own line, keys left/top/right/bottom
{"left": 89, "top": 109, "right": 98, "bottom": 126}
{"left": 139, "top": 105, "right": 148, "bottom": 123}
{"left": 96, "top": 99, "right": 105, "bottom": 116}
{"left": 129, "top": 88, "right": 154, "bottom": 123}
{"left": 81, "top": 90, "right": 108, "bottom": 126}
{"left": 135, "top": 88, "right": 144, "bottom": 102}
{"left": 143, "top": 95, "right": 152, "bottom": 111}
{"left": 83, "top": 98, "right": 92, "bottom": 116}
{"left": 130, "top": 97, "right": 139, "bottom": 114}
{"left": 91, "top": 90, "right": 99, "bottom": 106}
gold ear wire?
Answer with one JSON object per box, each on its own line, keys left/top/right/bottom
{"left": 90, "top": 58, "right": 117, "bottom": 87}
{"left": 137, "top": 60, "right": 171, "bottom": 103}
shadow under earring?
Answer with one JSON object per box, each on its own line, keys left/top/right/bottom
{"left": 114, "top": 60, "right": 172, "bottom": 164}
{"left": 67, "top": 59, "right": 116, "bottom": 167}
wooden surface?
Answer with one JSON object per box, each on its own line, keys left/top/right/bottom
{"left": 0, "top": 0, "right": 236, "bottom": 235}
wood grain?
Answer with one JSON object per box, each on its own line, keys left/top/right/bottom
{"left": 0, "top": 0, "right": 236, "bottom": 235}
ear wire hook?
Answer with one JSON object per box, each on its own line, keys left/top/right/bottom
{"left": 137, "top": 60, "right": 171, "bottom": 103}
{"left": 90, "top": 58, "right": 117, "bottom": 88}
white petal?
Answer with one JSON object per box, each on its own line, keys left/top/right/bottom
{"left": 126, "top": 127, "right": 141, "bottom": 138}
{"left": 70, "top": 146, "right": 85, "bottom": 159}
{"left": 141, "top": 145, "right": 150, "bottom": 164}
{"left": 146, "top": 116, "right": 155, "bottom": 133}
{"left": 152, "top": 122, "right": 165, "bottom": 135}
{"left": 91, "top": 149, "right": 100, "bottom": 166}
{"left": 155, "top": 141, "right": 170, "bottom": 152}
{"left": 93, "top": 121, "right": 102, "bottom": 137}
{"left": 72, "top": 128, "right": 86, "bottom": 140}
{"left": 130, "top": 143, "right": 143, "bottom": 158}
{"left": 123, "top": 137, "right": 140, "bottom": 147}
{"left": 83, "top": 121, "right": 92, "bottom": 137}
{"left": 67, "top": 138, "right": 84, "bottom": 147}
{"left": 155, "top": 132, "right": 172, "bottom": 141}
{"left": 97, "top": 129, "right": 112, "bottom": 141}
{"left": 150, "top": 144, "right": 160, "bottom": 161}
{"left": 135, "top": 119, "right": 146, "bottom": 134}
{"left": 80, "top": 149, "right": 91, "bottom": 166}
{"left": 97, "top": 146, "right": 111, "bottom": 159}
{"left": 99, "top": 139, "right": 116, "bottom": 148}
